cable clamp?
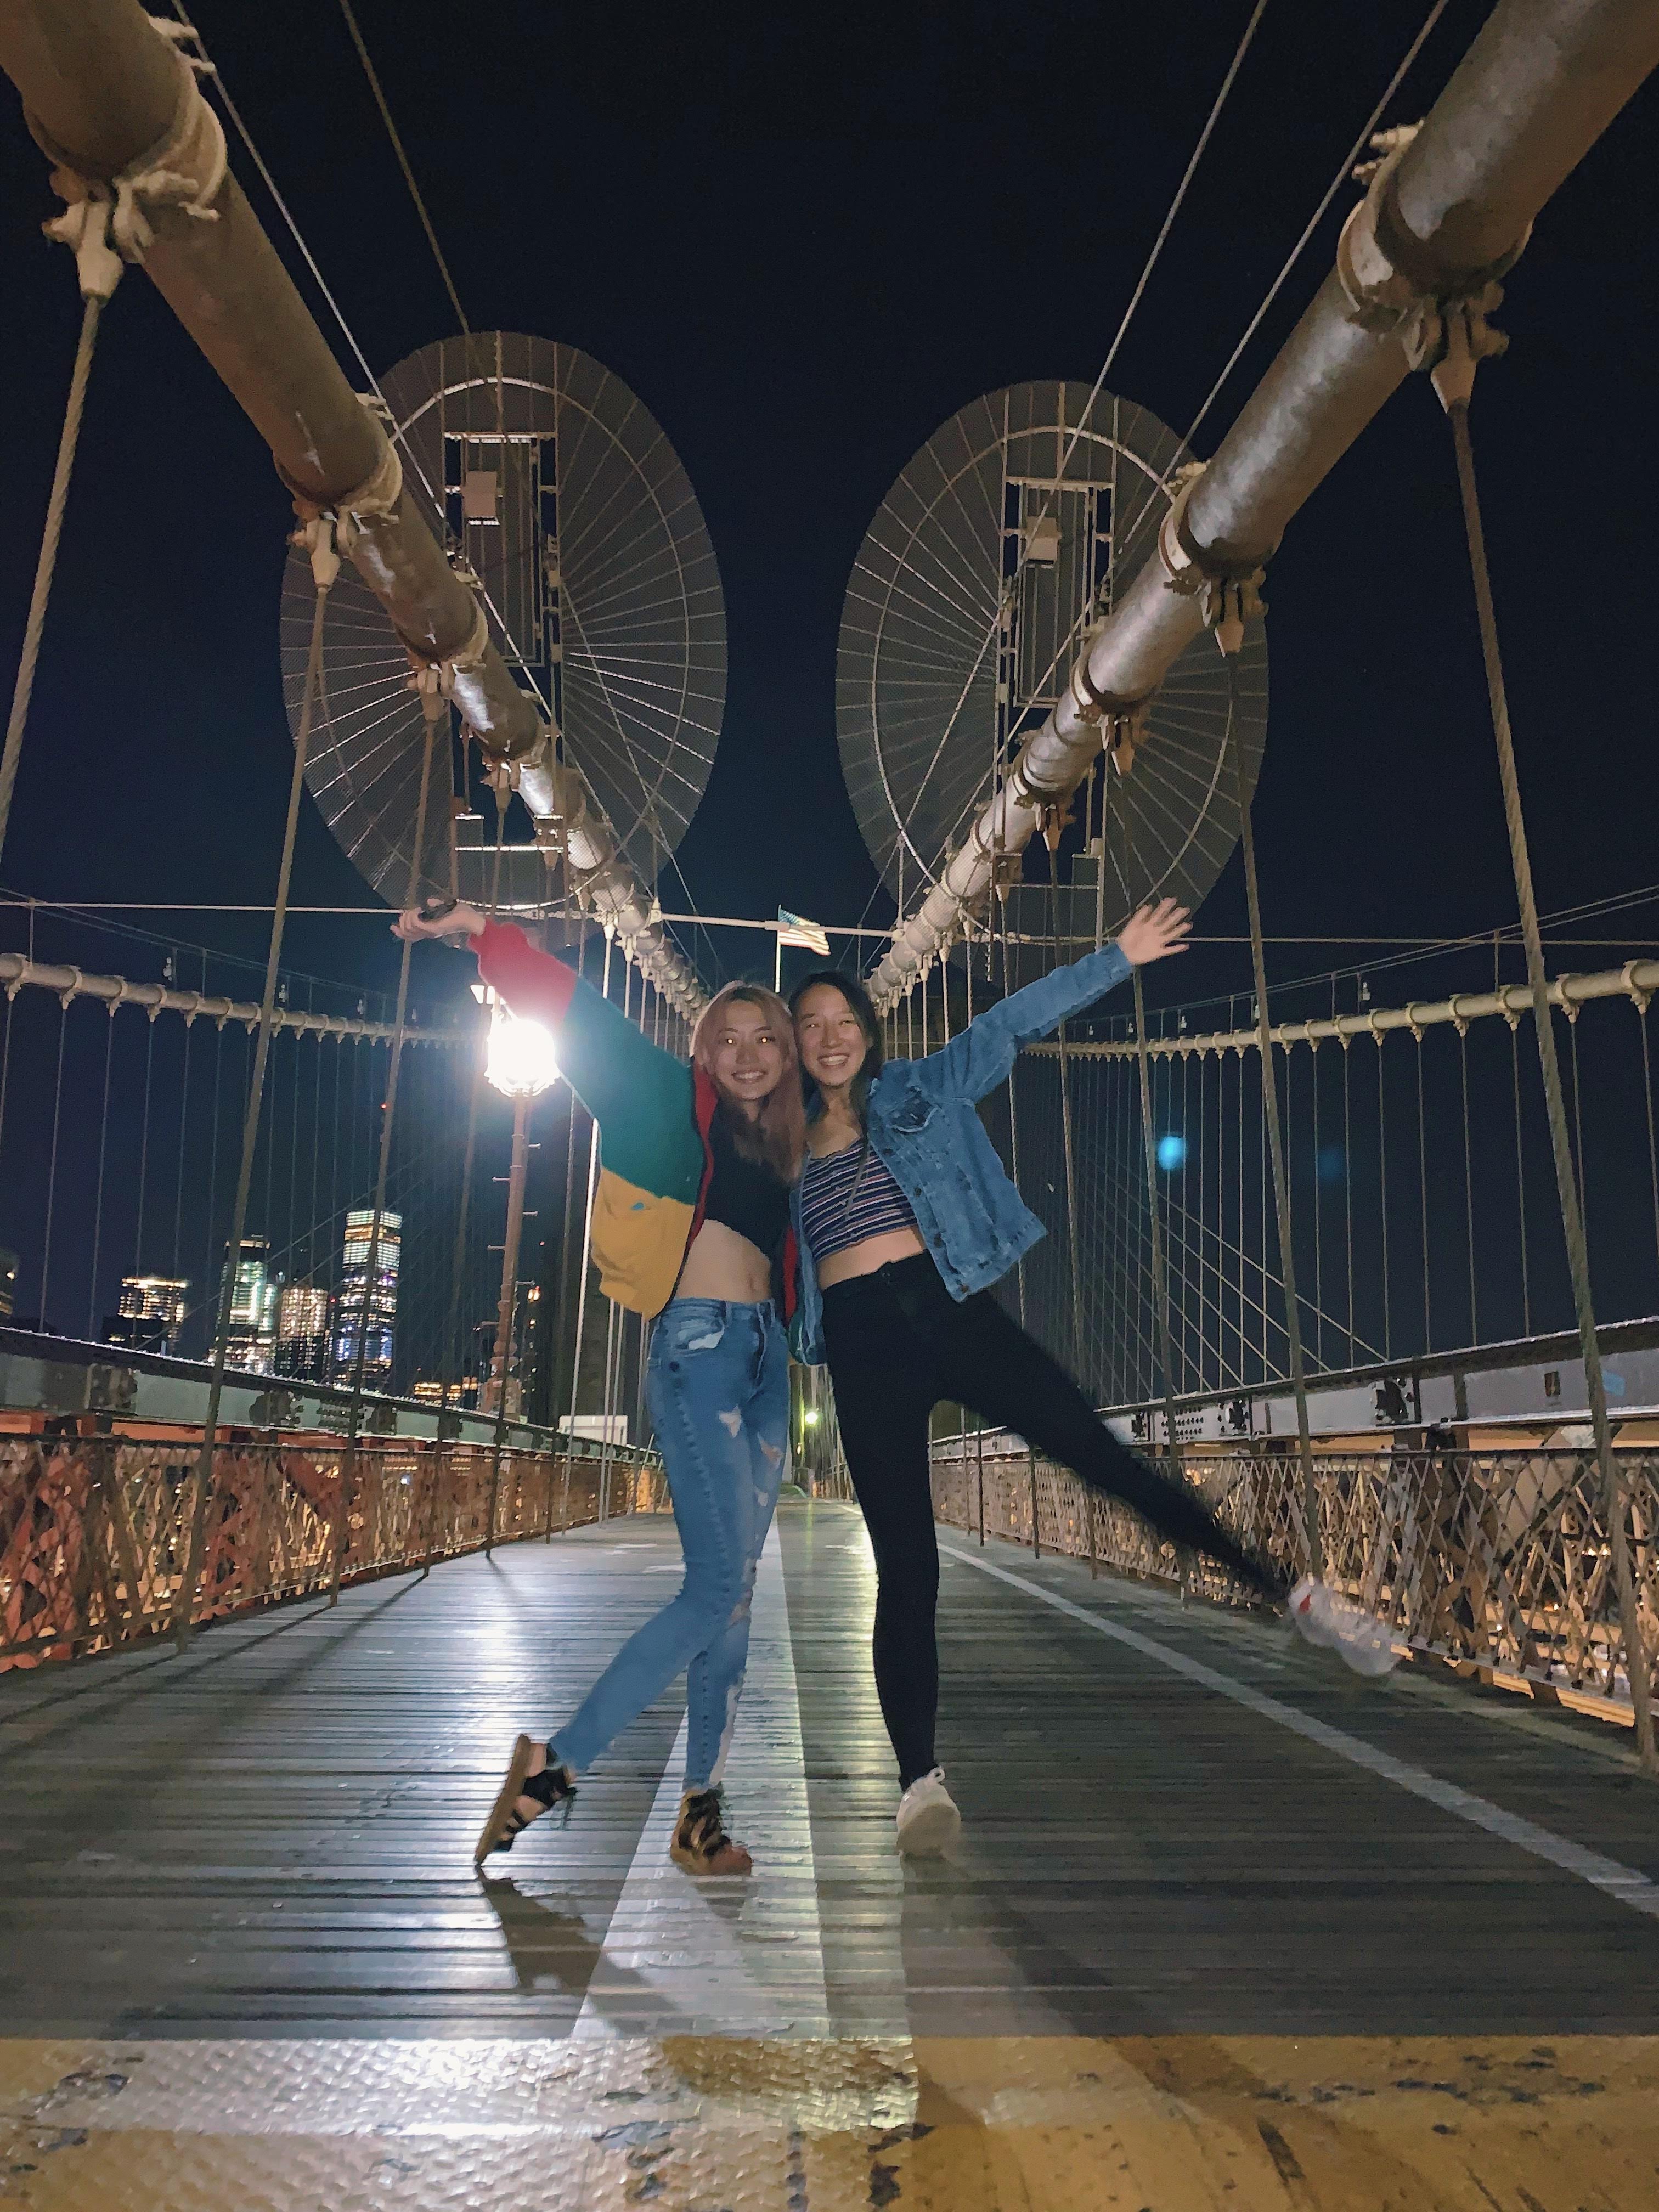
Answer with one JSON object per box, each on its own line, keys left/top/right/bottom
{"left": 35, "top": 32, "right": 224, "bottom": 283}
{"left": 1339, "top": 125, "right": 1523, "bottom": 396}
{"left": 57, "top": 966, "right": 83, "bottom": 1011}
{"left": 1621, "top": 960, "right": 1651, "bottom": 1017}
{"left": 1156, "top": 462, "right": 1267, "bottom": 654}
{"left": 42, "top": 193, "right": 122, "bottom": 302}
{"left": 1420, "top": 292, "right": 1509, "bottom": 413}
{"left": 439, "top": 602, "right": 491, "bottom": 685}
{"left": 287, "top": 514, "right": 341, "bottom": 594}
{"left": 1337, "top": 126, "right": 1427, "bottom": 332}
{"left": 409, "top": 659, "right": 447, "bottom": 721}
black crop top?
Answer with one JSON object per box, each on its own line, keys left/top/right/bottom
{"left": 701, "top": 1109, "right": 789, "bottom": 1255}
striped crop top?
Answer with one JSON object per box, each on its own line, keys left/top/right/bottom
{"left": 799, "top": 1139, "right": 918, "bottom": 1264}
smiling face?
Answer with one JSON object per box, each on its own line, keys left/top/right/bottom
{"left": 793, "top": 983, "right": 870, "bottom": 1096}
{"left": 706, "top": 996, "right": 787, "bottom": 1114}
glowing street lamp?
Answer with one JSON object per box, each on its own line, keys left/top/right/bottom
{"left": 486, "top": 1006, "right": 559, "bottom": 1102}
{"left": 482, "top": 998, "right": 560, "bottom": 1419}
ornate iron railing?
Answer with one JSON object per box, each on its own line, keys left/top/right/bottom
{"left": 0, "top": 1432, "right": 666, "bottom": 1668}
{"left": 930, "top": 1437, "right": 1658, "bottom": 1725}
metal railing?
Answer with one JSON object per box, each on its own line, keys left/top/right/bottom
{"left": 931, "top": 1435, "right": 1659, "bottom": 1726}
{"left": 1, "top": 1430, "right": 665, "bottom": 1668}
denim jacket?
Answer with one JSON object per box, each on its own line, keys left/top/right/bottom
{"left": 790, "top": 940, "right": 1132, "bottom": 1364}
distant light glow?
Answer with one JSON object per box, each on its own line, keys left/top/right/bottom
{"left": 1156, "top": 1132, "right": 1187, "bottom": 1173}
{"left": 486, "top": 1008, "right": 559, "bottom": 1100}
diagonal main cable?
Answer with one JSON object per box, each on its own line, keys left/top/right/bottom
{"left": 336, "top": 0, "right": 471, "bottom": 336}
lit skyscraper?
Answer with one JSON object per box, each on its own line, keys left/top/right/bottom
{"left": 275, "top": 1282, "right": 331, "bottom": 1381}
{"left": 104, "top": 1274, "right": 189, "bottom": 1356}
{"left": 332, "top": 1211, "right": 400, "bottom": 1387}
{"left": 221, "top": 1239, "right": 279, "bottom": 1372}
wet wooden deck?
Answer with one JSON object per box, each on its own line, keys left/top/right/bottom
{"left": 2, "top": 1499, "right": 1657, "bottom": 2207}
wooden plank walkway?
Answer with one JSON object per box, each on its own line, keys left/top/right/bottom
{"left": 2, "top": 1498, "right": 1657, "bottom": 2208}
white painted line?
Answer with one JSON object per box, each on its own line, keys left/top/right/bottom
{"left": 940, "top": 1542, "right": 1659, "bottom": 1925}
{"left": 573, "top": 1520, "right": 830, "bottom": 2036}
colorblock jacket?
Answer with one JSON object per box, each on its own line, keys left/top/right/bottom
{"left": 476, "top": 923, "right": 798, "bottom": 1322}
{"left": 791, "top": 940, "right": 1132, "bottom": 1365}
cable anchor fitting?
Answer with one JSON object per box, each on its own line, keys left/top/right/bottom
{"left": 42, "top": 194, "right": 122, "bottom": 303}
{"left": 35, "top": 26, "right": 224, "bottom": 276}
{"left": 1339, "top": 123, "right": 1522, "bottom": 404}
{"left": 1157, "top": 461, "right": 1267, "bottom": 657}
{"left": 287, "top": 514, "right": 340, "bottom": 594}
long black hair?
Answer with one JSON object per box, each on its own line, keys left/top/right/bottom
{"left": 787, "top": 968, "right": 884, "bottom": 1130}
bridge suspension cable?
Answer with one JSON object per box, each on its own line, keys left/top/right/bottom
{"left": 174, "top": 526, "right": 338, "bottom": 1646}
{"left": 1437, "top": 336, "right": 1656, "bottom": 1773}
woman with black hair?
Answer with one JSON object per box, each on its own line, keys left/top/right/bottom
{"left": 788, "top": 902, "right": 1330, "bottom": 1855}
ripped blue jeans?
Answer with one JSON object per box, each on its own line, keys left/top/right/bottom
{"left": 549, "top": 1298, "right": 789, "bottom": 1792}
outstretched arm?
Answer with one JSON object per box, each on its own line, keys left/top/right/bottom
{"left": 393, "top": 901, "right": 691, "bottom": 1131}
{"left": 910, "top": 898, "right": 1190, "bottom": 1106}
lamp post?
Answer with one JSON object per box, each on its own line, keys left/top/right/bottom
{"left": 477, "top": 999, "right": 558, "bottom": 1554}
{"left": 482, "top": 1001, "right": 560, "bottom": 1421}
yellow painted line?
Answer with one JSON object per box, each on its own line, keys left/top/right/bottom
{"left": 2, "top": 2035, "right": 1656, "bottom": 2209}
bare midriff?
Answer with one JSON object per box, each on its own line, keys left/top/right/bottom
{"left": 674, "top": 1217, "right": 774, "bottom": 1303}
{"left": 815, "top": 1224, "right": 927, "bottom": 1290}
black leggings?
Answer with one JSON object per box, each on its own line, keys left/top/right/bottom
{"left": 822, "top": 1252, "right": 1283, "bottom": 1787}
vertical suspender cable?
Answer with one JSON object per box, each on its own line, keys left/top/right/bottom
{"left": 1341, "top": 1026, "right": 1356, "bottom": 1364}
{"left": 175, "top": 528, "right": 337, "bottom": 1644}
{"left": 86, "top": 1008, "right": 115, "bottom": 1338}
{"left": 1225, "top": 666, "right": 1324, "bottom": 1582}
{"left": 1415, "top": 1031, "right": 1432, "bottom": 1350}
{"left": 172, "top": 1000, "right": 193, "bottom": 1286}
{"left": 37, "top": 997, "right": 69, "bottom": 1322}
{"left": 446, "top": 794, "right": 505, "bottom": 1551}
{"left": 329, "top": 695, "right": 441, "bottom": 1601}
{"left": 1116, "top": 761, "right": 1185, "bottom": 1493}
{"left": 1637, "top": 989, "right": 1659, "bottom": 1297}
{"left": 1310, "top": 1032, "right": 1323, "bottom": 1365}
{"left": 0, "top": 285, "right": 112, "bottom": 871}
{"left": 548, "top": 1024, "right": 582, "bottom": 1534}
{"left": 558, "top": 930, "right": 610, "bottom": 1532}
{"left": 1510, "top": 1011, "right": 1531, "bottom": 1335}
{"left": 1049, "top": 884, "right": 1086, "bottom": 1376}
{"left": 1443, "top": 385, "right": 1654, "bottom": 1774}
{"left": 1375, "top": 1025, "right": 1391, "bottom": 1356}
{"left": 1459, "top": 1020, "right": 1479, "bottom": 1344}
{"left": 1132, "top": 966, "right": 1186, "bottom": 1499}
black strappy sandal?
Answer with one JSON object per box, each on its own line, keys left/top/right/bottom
{"left": 474, "top": 1733, "right": 576, "bottom": 1866}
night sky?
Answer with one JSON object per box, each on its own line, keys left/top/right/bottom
{"left": 2, "top": 2, "right": 1658, "bottom": 1365}
{"left": 4, "top": 0, "right": 1656, "bottom": 1002}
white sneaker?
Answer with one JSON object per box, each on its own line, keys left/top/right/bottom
{"left": 1287, "top": 1575, "right": 1399, "bottom": 1678}
{"left": 896, "top": 1768, "right": 962, "bottom": 1856}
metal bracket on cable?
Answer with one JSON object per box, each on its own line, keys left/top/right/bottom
{"left": 289, "top": 514, "right": 341, "bottom": 595}
{"left": 1067, "top": 633, "right": 1151, "bottom": 774}
{"left": 1339, "top": 123, "right": 1519, "bottom": 409}
{"left": 35, "top": 28, "right": 224, "bottom": 272}
{"left": 42, "top": 193, "right": 122, "bottom": 303}
{"left": 1159, "top": 462, "right": 1268, "bottom": 659}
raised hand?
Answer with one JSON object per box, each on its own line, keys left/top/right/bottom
{"left": 392, "top": 899, "right": 487, "bottom": 945}
{"left": 1116, "top": 898, "right": 1192, "bottom": 967}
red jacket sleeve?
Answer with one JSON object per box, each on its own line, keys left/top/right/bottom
{"left": 474, "top": 920, "right": 579, "bottom": 1024}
